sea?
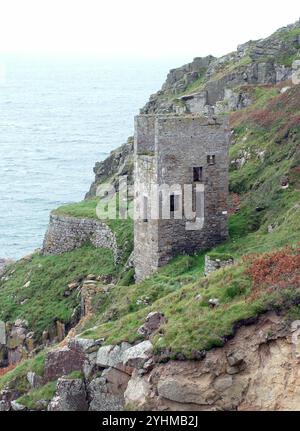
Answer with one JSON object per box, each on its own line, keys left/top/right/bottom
{"left": 0, "top": 56, "right": 180, "bottom": 259}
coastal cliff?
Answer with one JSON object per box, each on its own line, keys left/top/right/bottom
{"left": 0, "top": 19, "right": 299, "bottom": 411}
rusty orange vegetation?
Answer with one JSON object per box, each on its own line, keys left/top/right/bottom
{"left": 0, "top": 364, "right": 16, "bottom": 377}
{"left": 244, "top": 246, "right": 300, "bottom": 292}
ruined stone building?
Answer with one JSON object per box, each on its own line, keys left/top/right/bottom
{"left": 134, "top": 114, "right": 230, "bottom": 282}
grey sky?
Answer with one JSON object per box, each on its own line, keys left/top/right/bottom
{"left": 0, "top": 0, "right": 299, "bottom": 62}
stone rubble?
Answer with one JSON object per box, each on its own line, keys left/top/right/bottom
{"left": 204, "top": 254, "right": 234, "bottom": 276}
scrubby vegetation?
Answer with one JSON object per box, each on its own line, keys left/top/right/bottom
{"left": 0, "top": 245, "right": 117, "bottom": 339}
{"left": 0, "top": 351, "right": 46, "bottom": 392}
{"left": 16, "top": 380, "right": 57, "bottom": 410}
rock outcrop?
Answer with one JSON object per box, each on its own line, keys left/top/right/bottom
{"left": 85, "top": 19, "right": 300, "bottom": 200}
{"left": 125, "top": 313, "right": 300, "bottom": 411}
{"left": 44, "top": 346, "right": 86, "bottom": 382}
{"left": 48, "top": 378, "right": 88, "bottom": 411}
{"left": 0, "top": 319, "right": 36, "bottom": 367}
{"left": 85, "top": 138, "right": 134, "bottom": 200}
{"left": 0, "top": 259, "right": 14, "bottom": 277}
{"left": 2, "top": 312, "right": 300, "bottom": 411}
{"left": 142, "top": 19, "right": 300, "bottom": 116}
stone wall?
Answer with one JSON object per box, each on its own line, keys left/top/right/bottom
{"left": 43, "top": 214, "right": 119, "bottom": 263}
{"left": 204, "top": 254, "right": 234, "bottom": 276}
{"left": 134, "top": 114, "right": 230, "bottom": 282}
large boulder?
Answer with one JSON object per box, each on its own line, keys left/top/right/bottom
{"left": 44, "top": 346, "right": 85, "bottom": 381}
{"left": 96, "top": 342, "right": 131, "bottom": 370}
{"left": 137, "top": 312, "right": 166, "bottom": 338}
{"left": 48, "top": 378, "right": 88, "bottom": 411}
{"left": 27, "top": 371, "right": 43, "bottom": 389}
{"left": 96, "top": 341, "right": 153, "bottom": 374}
{"left": 0, "top": 400, "right": 10, "bottom": 411}
{"left": 122, "top": 341, "right": 153, "bottom": 371}
{"left": 68, "top": 337, "right": 103, "bottom": 379}
{"left": 157, "top": 377, "right": 218, "bottom": 406}
{"left": 124, "top": 371, "right": 151, "bottom": 408}
{"left": 4, "top": 319, "right": 35, "bottom": 365}
{"left": 102, "top": 367, "right": 130, "bottom": 394}
{"left": 10, "top": 400, "right": 26, "bottom": 411}
{"left": 88, "top": 377, "right": 124, "bottom": 411}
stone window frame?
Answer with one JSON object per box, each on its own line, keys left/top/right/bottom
{"left": 207, "top": 154, "right": 216, "bottom": 165}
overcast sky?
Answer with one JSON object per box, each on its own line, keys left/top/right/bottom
{"left": 0, "top": 0, "right": 299, "bottom": 61}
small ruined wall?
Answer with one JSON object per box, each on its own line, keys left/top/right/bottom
{"left": 204, "top": 255, "right": 234, "bottom": 276}
{"left": 43, "top": 214, "right": 119, "bottom": 263}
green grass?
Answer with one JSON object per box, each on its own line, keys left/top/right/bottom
{"left": 77, "top": 195, "right": 299, "bottom": 357}
{"left": 17, "top": 380, "right": 57, "bottom": 410}
{"left": 207, "top": 252, "right": 234, "bottom": 261}
{"left": 0, "top": 245, "right": 116, "bottom": 339}
{"left": 180, "top": 74, "right": 206, "bottom": 96}
{"left": 64, "top": 370, "right": 84, "bottom": 379}
{"left": 54, "top": 198, "right": 99, "bottom": 219}
{"left": 80, "top": 256, "right": 300, "bottom": 358}
{"left": 278, "top": 27, "right": 300, "bottom": 42}
{"left": 0, "top": 351, "right": 46, "bottom": 393}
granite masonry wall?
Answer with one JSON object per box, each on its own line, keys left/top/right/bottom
{"left": 43, "top": 214, "right": 120, "bottom": 263}
{"left": 134, "top": 114, "right": 230, "bottom": 282}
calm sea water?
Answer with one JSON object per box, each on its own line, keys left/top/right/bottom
{"left": 0, "top": 56, "right": 175, "bottom": 259}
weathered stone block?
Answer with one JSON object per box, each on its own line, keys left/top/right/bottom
{"left": 48, "top": 378, "right": 88, "bottom": 411}
{"left": 44, "top": 346, "right": 85, "bottom": 381}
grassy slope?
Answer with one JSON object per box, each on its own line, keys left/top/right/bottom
{"left": 0, "top": 245, "right": 116, "bottom": 339}
{"left": 1, "top": 82, "right": 299, "bottom": 390}
{"left": 77, "top": 83, "right": 300, "bottom": 357}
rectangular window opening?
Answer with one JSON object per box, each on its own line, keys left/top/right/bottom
{"left": 170, "top": 194, "right": 180, "bottom": 213}
{"left": 143, "top": 196, "right": 148, "bottom": 222}
{"left": 193, "top": 167, "right": 203, "bottom": 182}
{"left": 207, "top": 155, "right": 216, "bottom": 165}
{"left": 170, "top": 194, "right": 175, "bottom": 212}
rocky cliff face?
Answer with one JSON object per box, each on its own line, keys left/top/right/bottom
{"left": 133, "top": 312, "right": 300, "bottom": 411}
{"left": 2, "top": 311, "right": 300, "bottom": 411}
{"left": 85, "top": 137, "right": 134, "bottom": 199}
{"left": 86, "top": 19, "right": 300, "bottom": 199}
{"left": 142, "top": 18, "right": 300, "bottom": 115}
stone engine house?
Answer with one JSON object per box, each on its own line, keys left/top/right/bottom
{"left": 134, "top": 114, "right": 230, "bottom": 282}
